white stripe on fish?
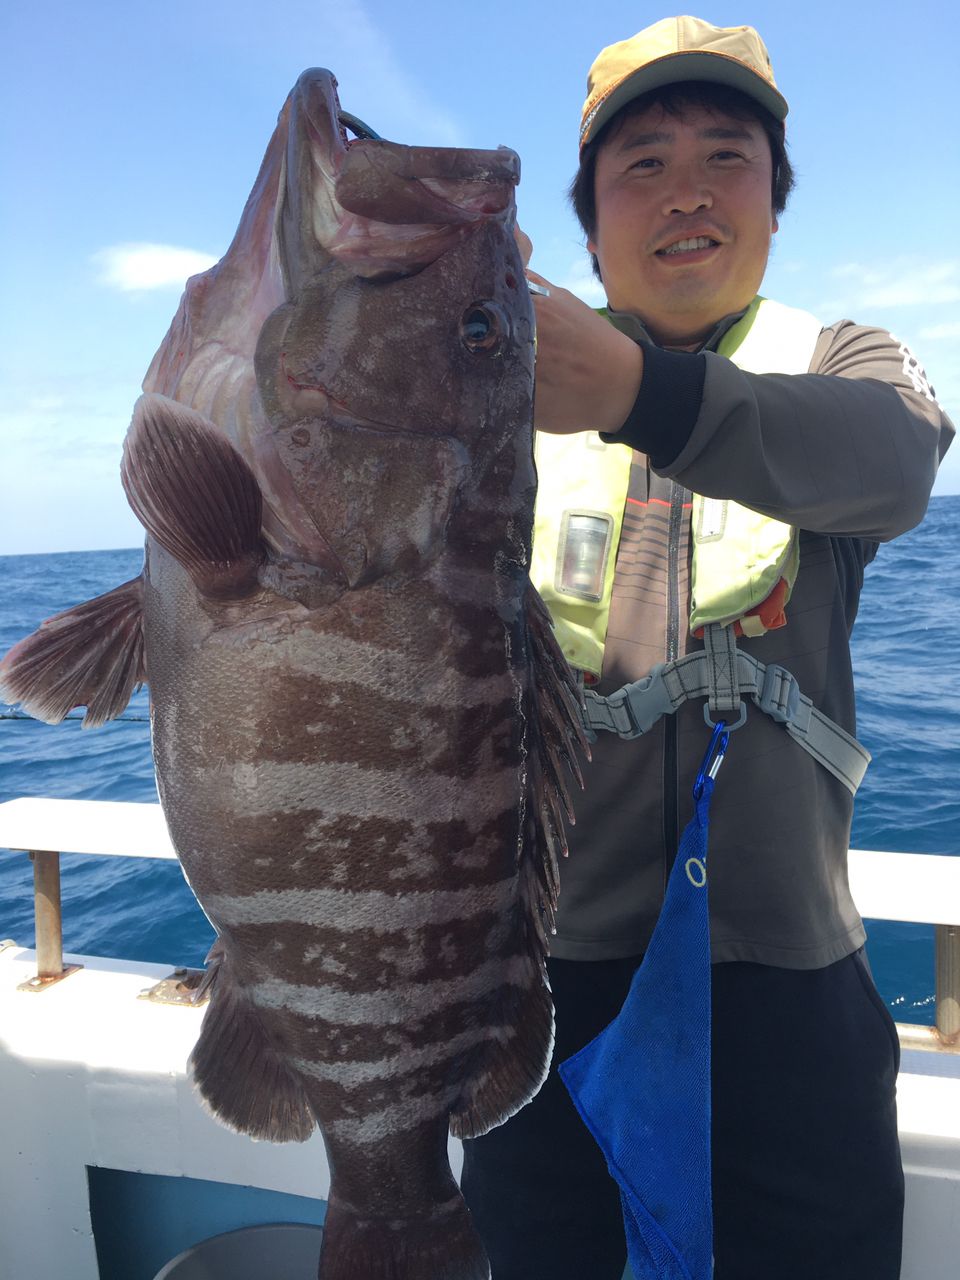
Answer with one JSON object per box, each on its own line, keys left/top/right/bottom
{"left": 208, "top": 625, "right": 516, "bottom": 705}
{"left": 205, "top": 877, "right": 519, "bottom": 933}
{"left": 324, "top": 1087, "right": 459, "bottom": 1145}
{"left": 247, "top": 954, "right": 534, "bottom": 1024}
{"left": 203, "top": 759, "right": 521, "bottom": 822}
{"left": 290, "top": 1023, "right": 515, "bottom": 1085}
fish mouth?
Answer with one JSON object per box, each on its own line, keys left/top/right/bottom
{"left": 282, "top": 69, "right": 520, "bottom": 290}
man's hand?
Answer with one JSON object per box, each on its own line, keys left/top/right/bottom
{"left": 526, "top": 269, "right": 643, "bottom": 436}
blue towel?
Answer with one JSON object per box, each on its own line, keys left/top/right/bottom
{"left": 558, "top": 779, "right": 715, "bottom": 1280}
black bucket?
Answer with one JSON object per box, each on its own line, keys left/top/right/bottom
{"left": 152, "top": 1222, "right": 324, "bottom": 1279}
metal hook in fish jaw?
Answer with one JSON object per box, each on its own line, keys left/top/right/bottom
{"left": 338, "top": 111, "right": 382, "bottom": 141}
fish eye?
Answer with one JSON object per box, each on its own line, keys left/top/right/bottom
{"left": 459, "top": 303, "right": 504, "bottom": 354}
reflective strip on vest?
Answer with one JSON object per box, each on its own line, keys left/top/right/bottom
{"left": 690, "top": 297, "right": 824, "bottom": 634}
{"left": 531, "top": 431, "right": 630, "bottom": 677}
{"left": 532, "top": 297, "right": 824, "bottom": 676}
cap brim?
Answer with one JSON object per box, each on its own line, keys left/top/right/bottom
{"left": 581, "top": 50, "right": 788, "bottom": 148}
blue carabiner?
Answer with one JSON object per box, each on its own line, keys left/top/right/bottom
{"left": 693, "top": 719, "right": 730, "bottom": 800}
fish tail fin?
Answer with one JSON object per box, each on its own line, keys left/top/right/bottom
{"left": 189, "top": 940, "right": 316, "bottom": 1142}
{"left": 121, "top": 393, "right": 265, "bottom": 599}
{"left": 319, "top": 1193, "right": 490, "bottom": 1280}
{"left": 0, "top": 576, "right": 146, "bottom": 728}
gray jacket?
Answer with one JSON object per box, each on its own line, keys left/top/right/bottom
{"left": 549, "top": 310, "right": 954, "bottom": 967}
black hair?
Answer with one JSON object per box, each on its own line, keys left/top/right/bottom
{"left": 569, "top": 80, "right": 796, "bottom": 279}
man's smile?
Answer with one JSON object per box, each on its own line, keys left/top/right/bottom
{"left": 654, "top": 234, "right": 723, "bottom": 261}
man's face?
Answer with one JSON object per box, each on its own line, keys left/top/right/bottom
{"left": 588, "top": 101, "right": 778, "bottom": 346}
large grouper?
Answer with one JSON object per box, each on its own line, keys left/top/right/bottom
{"left": 0, "top": 70, "right": 586, "bottom": 1279}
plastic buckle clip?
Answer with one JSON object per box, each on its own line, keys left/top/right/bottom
{"left": 758, "top": 664, "right": 801, "bottom": 726}
{"left": 606, "top": 687, "right": 642, "bottom": 740}
{"left": 582, "top": 668, "right": 677, "bottom": 742}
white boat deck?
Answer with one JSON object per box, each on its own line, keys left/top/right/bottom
{"left": 1, "top": 799, "right": 958, "bottom": 1279}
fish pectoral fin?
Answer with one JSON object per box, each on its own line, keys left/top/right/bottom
{"left": 0, "top": 576, "right": 146, "bottom": 727}
{"left": 122, "top": 393, "right": 266, "bottom": 600}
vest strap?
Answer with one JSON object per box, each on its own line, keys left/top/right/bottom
{"left": 580, "top": 640, "right": 871, "bottom": 796}
{"left": 702, "top": 622, "right": 743, "bottom": 720}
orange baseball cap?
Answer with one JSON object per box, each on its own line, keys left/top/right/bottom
{"left": 580, "top": 15, "right": 788, "bottom": 150}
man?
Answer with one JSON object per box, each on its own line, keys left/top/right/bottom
{"left": 461, "top": 16, "right": 954, "bottom": 1280}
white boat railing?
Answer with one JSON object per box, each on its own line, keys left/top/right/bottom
{"left": 1, "top": 796, "right": 958, "bottom": 1049}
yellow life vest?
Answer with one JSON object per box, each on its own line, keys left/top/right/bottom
{"left": 530, "top": 297, "right": 823, "bottom": 678}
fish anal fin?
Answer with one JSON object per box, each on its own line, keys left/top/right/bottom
{"left": 0, "top": 576, "right": 145, "bottom": 728}
{"left": 189, "top": 941, "right": 316, "bottom": 1143}
{"left": 121, "top": 393, "right": 265, "bottom": 600}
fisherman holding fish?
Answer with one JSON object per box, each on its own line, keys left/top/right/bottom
{"left": 461, "top": 16, "right": 953, "bottom": 1280}
{"left": 2, "top": 19, "right": 952, "bottom": 1280}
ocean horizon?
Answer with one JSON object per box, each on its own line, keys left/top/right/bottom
{"left": 2, "top": 495, "right": 958, "bottom": 1023}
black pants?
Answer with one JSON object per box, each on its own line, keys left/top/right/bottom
{"left": 461, "top": 951, "right": 904, "bottom": 1280}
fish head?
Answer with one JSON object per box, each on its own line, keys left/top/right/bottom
{"left": 252, "top": 71, "right": 535, "bottom": 587}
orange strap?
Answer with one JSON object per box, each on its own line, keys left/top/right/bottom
{"left": 693, "top": 577, "right": 790, "bottom": 640}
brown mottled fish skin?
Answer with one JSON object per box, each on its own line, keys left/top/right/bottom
{"left": 0, "top": 70, "right": 585, "bottom": 1280}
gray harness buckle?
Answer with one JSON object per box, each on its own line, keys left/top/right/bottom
{"left": 581, "top": 665, "right": 678, "bottom": 742}
{"left": 758, "top": 664, "right": 801, "bottom": 725}
{"left": 576, "top": 643, "right": 870, "bottom": 795}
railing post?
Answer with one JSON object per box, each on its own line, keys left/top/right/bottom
{"left": 17, "top": 848, "right": 82, "bottom": 992}
{"left": 935, "top": 924, "right": 960, "bottom": 1045}
{"left": 32, "top": 850, "right": 64, "bottom": 979}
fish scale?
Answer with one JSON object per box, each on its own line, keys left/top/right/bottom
{"left": 0, "top": 68, "right": 586, "bottom": 1280}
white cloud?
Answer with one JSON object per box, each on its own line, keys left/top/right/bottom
{"left": 829, "top": 259, "right": 960, "bottom": 309}
{"left": 919, "top": 320, "right": 960, "bottom": 341}
{"left": 93, "top": 242, "right": 218, "bottom": 292}
{"left": 25, "top": 394, "right": 67, "bottom": 412}
{"left": 556, "top": 257, "right": 608, "bottom": 308}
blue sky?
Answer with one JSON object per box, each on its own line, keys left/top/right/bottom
{"left": 2, "top": 0, "right": 957, "bottom": 554}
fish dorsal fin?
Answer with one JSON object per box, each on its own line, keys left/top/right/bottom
{"left": 121, "top": 394, "right": 266, "bottom": 600}
{"left": 0, "top": 577, "right": 145, "bottom": 727}
{"left": 522, "top": 584, "right": 591, "bottom": 939}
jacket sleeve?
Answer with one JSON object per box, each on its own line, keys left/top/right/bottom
{"left": 646, "top": 321, "right": 954, "bottom": 540}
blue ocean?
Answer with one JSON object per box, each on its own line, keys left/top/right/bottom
{"left": 1, "top": 500, "right": 958, "bottom": 1022}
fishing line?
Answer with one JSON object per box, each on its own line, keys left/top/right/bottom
{"left": 1, "top": 710, "right": 150, "bottom": 723}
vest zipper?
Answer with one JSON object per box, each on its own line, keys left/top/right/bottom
{"left": 662, "top": 480, "right": 685, "bottom": 890}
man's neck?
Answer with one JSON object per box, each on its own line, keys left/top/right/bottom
{"left": 605, "top": 306, "right": 750, "bottom": 354}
